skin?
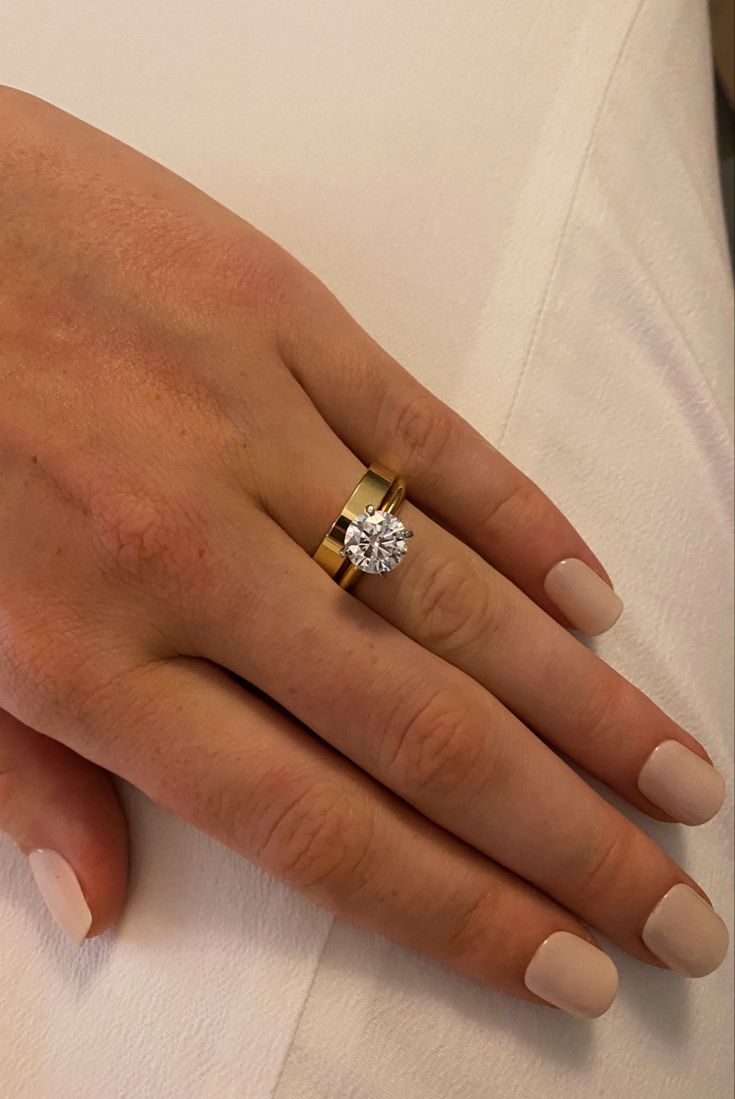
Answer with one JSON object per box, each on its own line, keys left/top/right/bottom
{"left": 0, "top": 86, "right": 720, "bottom": 1007}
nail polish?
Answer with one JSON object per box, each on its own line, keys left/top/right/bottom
{"left": 524, "top": 931, "right": 619, "bottom": 1018}
{"left": 642, "top": 884, "right": 729, "bottom": 976}
{"left": 28, "top": 849, "right": 92, "bottom": 947}
{"left": 638, "top": 740, "right": 725, "bottom": 825}
{"left": 543, "top": 559, "right": 623, "bottom": 636}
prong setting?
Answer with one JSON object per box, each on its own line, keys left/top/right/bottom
{"left": 341, "top": 507, "right": 413, "bottom": 575}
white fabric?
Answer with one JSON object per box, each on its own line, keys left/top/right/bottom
{"left": 0, "top": 1, "right": 732, "bottom": 1097}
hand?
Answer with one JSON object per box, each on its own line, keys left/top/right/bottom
{"left": 0, "top": 87, "right": 727, "bottom": 1019}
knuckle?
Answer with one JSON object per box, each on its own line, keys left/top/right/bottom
{"left": 574, "top": 827, "right": 632, "bottom": 907}
{"left": 0, "top": 606, "right": 142, "bottom": 736}
{"left": 577, "top": 672, "right": 631, "bottom": 750}
{"left": 225, "top": 237, "right": 295, "bottom": 317}
{"left": 0, "top": 611, "right": 75, "bottom": 724}
{"left": 391, "top": 392, "right": 456, "bottom": 476}
{"left": 412, "top": 550, "right": 497, "bottom": 655}
{"left": 88, "top": 482, "right": 210, "bottom": 595}
{"left": 256, "top": 783, "right": 375, "bottom": 897}
{"left": 384, "top": 683, "right": 488, "bottom": 801}
{"left": 442, "top": 886, "right": 502, "bottom": 967}
{"left": 168, "top": 229, "right": 295, "bottom": 326}
{"left": 478, "top": 479, "right": 540, "bottom": 541}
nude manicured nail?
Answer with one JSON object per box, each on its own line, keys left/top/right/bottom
{"left": 28, "top": 849, "right": 92, "bottom": 947}
{"left": 638, "top": 740, "right": 725, "bottom": 825}
{"left": 642, "top": 884, "right": 729, "bottom": 976}
{"left": 543, "top": 559, "right": 623, "bottom": 635}
{"left": 524, "top": 931, "right": 619, "bottom": 1018}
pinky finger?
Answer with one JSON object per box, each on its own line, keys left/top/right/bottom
{"left": 0, "top": 708, "right": 128, "bottom": 945}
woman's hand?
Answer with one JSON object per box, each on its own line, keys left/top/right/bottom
{"left": 0, "top": 87, "right": 727, "bottom": 1018}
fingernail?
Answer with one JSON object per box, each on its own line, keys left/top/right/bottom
{"left": 642, "top": 884, "right": 729, "bottom": 976}
{"left": 543, "top": 559, "right": 623, "bottom": 635}
{"left": 28, "top": 849, "right": 92, "bottom": 947}
{"left": 638, "top": 740, "right": 725, "bottom": 825}
{"left": 524, "top": 931, "right": 619, "bottom": 1018}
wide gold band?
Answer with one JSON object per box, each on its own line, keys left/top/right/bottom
{"left": 312, "top": 463, "right": 405, "bottom": 590}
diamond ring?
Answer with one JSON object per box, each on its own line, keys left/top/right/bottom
{"left": 312, "top": 464, "right": 414, "bottom": 590}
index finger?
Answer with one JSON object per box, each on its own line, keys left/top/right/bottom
{"left": 279, "top": 270, "right": 623, "bottom": 634}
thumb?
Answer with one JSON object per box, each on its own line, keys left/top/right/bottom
{"left": 0, "top": 707, "right": 128, "bottom": 946}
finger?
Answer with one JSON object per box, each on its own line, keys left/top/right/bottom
{"left": 246, "top": 410, "right": 723, "bottom": 826}
{"left": 278, "top": 273, "right": 622, "bottom": 634}
{"left": 47, "top": 655, "right": 619, "bottom": 1018}
{"left": 0, "top": 707, "right": 128, "bottom": 945}
{"left": 192, "top": 507, "right": 728, "bottom": 977}
{"left": 359, "top": 501, "right": 725, "bottom": 826}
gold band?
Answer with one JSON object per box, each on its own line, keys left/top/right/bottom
{"left": 313, "top": 463, "right": 405, "bottom": 589}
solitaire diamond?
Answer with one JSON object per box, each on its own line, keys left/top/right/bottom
{"left": 342, "top": 507, "right": 413, "bottom": 575}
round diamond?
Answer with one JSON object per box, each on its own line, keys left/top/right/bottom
{"left": 343, "top": 509, "right": 410, "bottom": 575}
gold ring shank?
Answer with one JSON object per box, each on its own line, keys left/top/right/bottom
{"left": 312, "top": 463, "right": 405, "bottom": 590}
